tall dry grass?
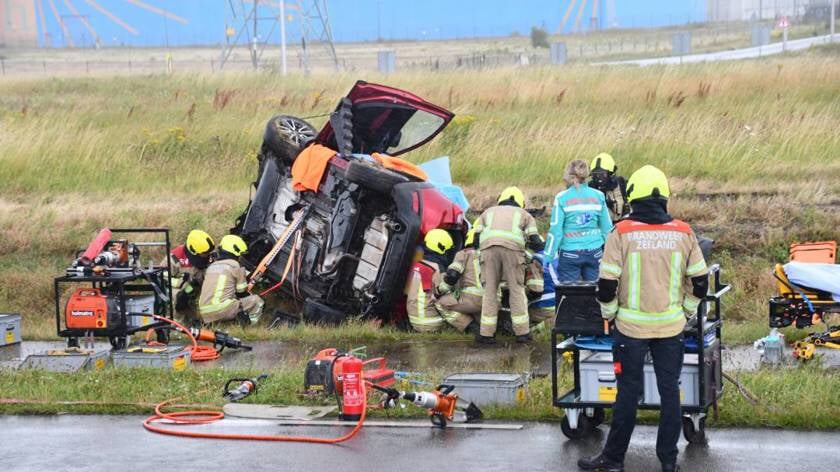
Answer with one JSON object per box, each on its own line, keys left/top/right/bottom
{"left": 1, "top": 51, "right": 839, "bottom": 339}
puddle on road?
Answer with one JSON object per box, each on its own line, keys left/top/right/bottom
{"left": 3, "top": 339, "right": 839, "bottom": 373}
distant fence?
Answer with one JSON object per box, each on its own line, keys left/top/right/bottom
{"left": 0, "top": 20, "right": 834, "bottom": 77}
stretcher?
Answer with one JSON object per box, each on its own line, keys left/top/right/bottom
{"left": 769, "top": 250, "right": 840, "bottom": 329}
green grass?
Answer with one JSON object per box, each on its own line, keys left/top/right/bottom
{"left": 1, "top": 363, "right": 837, "bottom": 430}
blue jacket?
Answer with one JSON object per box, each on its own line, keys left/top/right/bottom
{"left": 544, "top": 183, "right": 613, "bottom": 262}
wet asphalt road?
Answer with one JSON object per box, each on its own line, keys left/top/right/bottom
{"left": 2, "top": 415, "right": 838, "bottom": 472}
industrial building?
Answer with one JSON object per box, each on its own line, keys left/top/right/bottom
{"left": 0, "top": 0, "right": 38, "bottom": 47}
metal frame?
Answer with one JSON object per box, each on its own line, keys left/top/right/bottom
{"left": 55, "top": 228, "right": 173, "bottom": 349}
{"left": 551, "top": 264, "right": 730, "bottom": 433}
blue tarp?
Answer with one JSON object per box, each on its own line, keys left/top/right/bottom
{"left": 784, "top": 262, "right": 840, "bottom": 301}
{"left": 420, "top": 156, "right": 470, "bottom": 213}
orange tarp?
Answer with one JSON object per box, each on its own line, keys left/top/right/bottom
{"left": 291, "top": 144, "right": 336, "bottom": 192}
{"left": 372, "top": 153, "right": 428, "bottom": 181}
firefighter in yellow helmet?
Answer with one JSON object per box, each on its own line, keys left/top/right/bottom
{"left": 589, "top": 152, "right": 630, "bottom": 222}
{"left": 198, "top": 235, "right": 265, "bottom": 326}
{"left": 474, "top": 186, "right": 544, "bottom": 344}
{"left": 435, "top": 228, "right": 482, "bottom": 334}
{"left": 578, "top": 165, "right": 708, "bottom": 472}
{"left": 405, "top": 229, "right": 453, "bottom": 332}
{"left": 168, "top": 229, "right": 215, "bottom": 323}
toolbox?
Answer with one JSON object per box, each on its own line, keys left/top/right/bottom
{"left": 124, "top": 295, "right": 158, "bottom": 330}
{"left": 644, "top": 339, "right": 721, "bottom": 407}
{"left": 578, "top": 352, "right": 619, "bottom": 402}
{"left": 554, "top": 283, "right": 604, "bottom": 336}
{"left": 442, "top": 373, "right": 526, "bottom": 406}
{"left": 0, "top": 313, "right": 22, "bottom": 347}
{"left": 111, "top": 345, "right": 190, "bottom": 371}
{"left": 20, "top": 348, "right": 110, "bottom": 373}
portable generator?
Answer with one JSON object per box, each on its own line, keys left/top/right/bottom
{"left": 56, "top": 228, "right": 174, "bottom": 350}
{"left": 304, "top": 348, "right": 395, "bottom": 395}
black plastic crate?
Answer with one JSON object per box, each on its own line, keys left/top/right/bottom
{"left": 554, "top": 283, "right": 605, "bottom": 336}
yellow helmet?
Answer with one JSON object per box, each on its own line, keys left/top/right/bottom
{"left": 498, "top": 186, "right": 525, "bottom": 208}
{"left": 424, "top": 229, "right": 454, "bottom": 255}
{"left": 590, "top": 152, "right": 616, "bottom": 173}
{"left": 219, "top": 234, "right": 248, "bottom": 257}
{"left": 626, "top": 165, "right": 670, "bottom": 202}
{"left": 186, "top": 230, "right": 215, "bottom": 256}
{"left": 464, "top": 228, "right": 476, "bottom": 247}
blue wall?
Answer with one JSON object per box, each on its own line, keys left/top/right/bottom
{"left": 36, "top": 0, "right": 707, "bottom": 48}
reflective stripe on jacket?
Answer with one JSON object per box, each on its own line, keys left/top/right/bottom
{"left": 198, "top": 259, "right": 248, "bottom": 315}
{"left": 598, "top": 218, "right": 709, "bottom": 339}
{"left": 474, "top": 205, "right": 538, "bottom": 252}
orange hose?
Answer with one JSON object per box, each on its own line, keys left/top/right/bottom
{"left": 144, "top": 315, "right": 368, "bottom": 443}
{"left": 143, "top": 386, "right": 367, "bottom": 443}
{"left": 151, "top": 314, "right": 220, "bottom": 362}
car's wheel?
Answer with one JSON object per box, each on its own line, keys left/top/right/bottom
{"left": 263, "top": 115, "right": 317, "bottom": 163}
{"left": 345, "top": 160, "right": 409, "bottom": 194}
{"left": 303, "top": 299, "right": 347, "bottom": 326}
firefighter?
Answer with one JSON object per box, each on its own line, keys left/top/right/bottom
{"left": 578, "top": 165, "right": 709, "bottom": 472}
{"left": 435, "top": 229, "right": 482, "bottom": 334}
{"left": 198, "top": 235, "right": 265, "bottom": 326}
{"left": 589, "top": 152, "right": 630, "bottom": 222}
{"left": 474, "top": 186, "right": 544, "bottom": 344}
{"left": 406, "top": 229, "right": 453, "bottom": 332}
{"left": 169, "top": 229, "right": 215, "bottom": 323}
{"left": 544, "top": 159, "right": 613, "bottom": 283}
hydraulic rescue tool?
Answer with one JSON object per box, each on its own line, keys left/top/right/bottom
{"left": 793, "top": 326, "right": 840, "bottom": 360}
{"left": 186, "top": 328, "right": 252, "bottom": 352}
{"left": 374, "top": 384, "right": 483, "bottom": 428}
{"left": 224, "top": 374, "right": 269, "bottom": 402}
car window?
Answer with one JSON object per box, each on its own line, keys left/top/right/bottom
{"left": 386, "top": 110, "right": 446, "bottom": 155}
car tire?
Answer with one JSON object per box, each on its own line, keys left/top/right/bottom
{"left": 345, "top": 160, "right": 409, "bottom": 194}
{"left": 303, "top": 299, "right": 347, "bottom": 326}
{"left": 262, "top": 115, "right": 317, "bottom": 163}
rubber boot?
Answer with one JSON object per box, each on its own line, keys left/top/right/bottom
{"left": 577, "top": 454, "right": 623, "bottom": 472}
{"left": 475, "top": 334, "right": 496, "bottom": 345}
{"left": 464, "top": 320, "right": 480, "bottom": 335}
{"left": 515, "top": 333, "right": 533, "bottom": 344}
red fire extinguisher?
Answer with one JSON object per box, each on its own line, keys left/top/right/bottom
{"left": 340, "top": 356, "right": 365, "bottom": 421}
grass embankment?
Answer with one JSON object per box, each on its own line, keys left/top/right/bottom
{"left": 1, "top": 53, "right": 839, "bottom": 423}
{"left": 1, "top": 362, "right": 837, "bottom": 430}
{"left": 3, "top": 53, "right": 839, "bottom": 344}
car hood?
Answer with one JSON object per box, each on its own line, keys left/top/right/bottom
{"left": 315, "top": 80, "right": 454, "bottom": 157}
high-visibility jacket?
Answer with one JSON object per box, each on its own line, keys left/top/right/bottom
{"left": 168, "top": 245, "right": 204, "bottom": 296}
{"left": 406, "top": 259, "right": 444, "bottom": 331}
{"left": 474, "top": 205, "right": 539, "bottom": 252}
{"left": 198, "top": 259, "right": 249, "bottom": 318}
{"left": 544, "top": 183, "right": 613, "bottom": 263}
{"left": 438, "top": 248, "right": 484, "bottom": 299}
{"left": 598, "top": 219, "right": 709, "bottom": 339}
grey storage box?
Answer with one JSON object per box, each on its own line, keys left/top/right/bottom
{"left": 579, "top": 352, "right": 619, "bottom": 403}
{"left": 124, "top": 295, "right": 157, "bottom": 329}
{"left": 20, "top": 349, "right": 110, "bottom": 372}
{"left": 1, "top": 313, "right": 22, "bottom": 346}
{"left": 644, "top": 339, "right": 721, "bottom": 407}
{"left": 442, "top": 373, "right": 526, "bottom": 406}
{"left": 111, "top": 345, "right": 190, "bottom": 371}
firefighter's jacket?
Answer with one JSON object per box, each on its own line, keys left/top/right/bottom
{"left": 198, "top": 258, "right": 249, "bottom": 319}
{"left": 598, "top": 219, "right": 709, "bottom": 339}
{"left": 475, "top": 205, "right": 539, "bottom": 252}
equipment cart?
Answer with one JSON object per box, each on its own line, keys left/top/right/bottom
{"left": 551, "top": 264, "right": 730, "bottom": 443}
{"left": 55, "top": 228, "right": 175, "bottom": 350}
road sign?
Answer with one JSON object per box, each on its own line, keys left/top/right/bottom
{"left": 777, "top": 17, "right": 789, "bottom": 29}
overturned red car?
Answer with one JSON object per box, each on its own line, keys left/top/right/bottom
{"left": 233, "top": 81, "right": 466, "bottom": 324}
